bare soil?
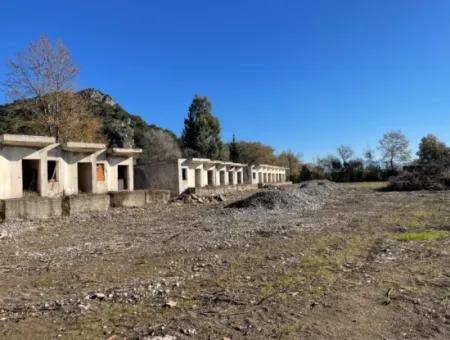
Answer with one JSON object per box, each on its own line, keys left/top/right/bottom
{"left": 0, "top": 183, "right": 449, "bottom": 339}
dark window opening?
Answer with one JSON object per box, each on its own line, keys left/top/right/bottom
{"left": 48, "top": 160, "right": 57, "bottom": 182}
{"left": 252, "top": 172, "right": 256, "bottom": 179}
{"left": 182, "top": 168, "right": 187, "bottom": 181}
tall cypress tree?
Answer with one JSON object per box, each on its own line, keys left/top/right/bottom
{"left": 229, "top": 134, "right": 239, "bottom": 162}
{"left": 181, "top": 95, "right": 223, "bottom": 159}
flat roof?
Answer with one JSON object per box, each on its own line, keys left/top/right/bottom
{"left": 253, "top": 164, "right": 289, "bottom": 170}
{"left": 0, "top": 134, "right": 56, "bottom": 148}
{"left": 108, "top": 147, "right": 142, "bottom": 157}
{"left": 62, "top": 141, "right": 106, "bottom": 153}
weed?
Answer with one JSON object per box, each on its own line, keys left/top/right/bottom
{"left": 394, "top": 230, "right": 448, "bottom": 242}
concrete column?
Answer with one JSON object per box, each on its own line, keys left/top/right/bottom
{"left": 39, "top": 154, "right": 47, "bottom": 196}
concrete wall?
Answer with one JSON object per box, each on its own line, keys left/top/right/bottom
{"left": 0, "top": 196, "right": 62, "bottom": 220}
{"left": 136, "top": 160, "right": 181, "bottom": 195}
{"left": 188, "top": 183, "right": 258, "bottom": 196}
{"left": 109, "top": 190, "right": 146, "bottom": 207}
{"left": 145, "top": 189, "right": 171, "bottom": 204}
{"left": 62, "top": 194, "right": 110, "bottom": 215}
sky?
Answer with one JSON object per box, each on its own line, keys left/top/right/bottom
{"left": 1, "top": 0, "right": 450, "bottom": 162}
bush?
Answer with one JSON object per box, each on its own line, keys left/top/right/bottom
{"left": 389, "top": 163, "right": 449, "bottom": 191}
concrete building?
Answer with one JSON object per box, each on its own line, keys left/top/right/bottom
{"left": 0, "top": 134, "right": 142, "bottom": 200}
{"left": 137, "top": 158, "right": 288, "bottom": 196}
{"left": 247, "top": 164, "right": 289, "bottom": 185}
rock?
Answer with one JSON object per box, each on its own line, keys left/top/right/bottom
{"left": 89, "top": 292, "right": 106, "bottom": 300}
{"left": 164, "top": 300, "right": 177, "bottom": 308}
{"left": 216, "top": 195, "right": 226, "bottom": 202}
{"left": 181, "top": 328, "right": 197, "bottom": 336}
{"left": 0, "top": 231, "right": 8, "bottom": 240}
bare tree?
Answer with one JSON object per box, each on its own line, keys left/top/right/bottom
{"left": 2, "top": 33, "right": 103, "bottom": 142}
{"left": 364, "top": 147, "right": 375, "bottom": 163}
{"left": 277, "top": 150, "right": 302, "bottom": 181}
{"left": 337, "top": 145, "right": 354, "bottom": 165}
{"left": 378, "top": 130, "right": 411, "bottom": 171}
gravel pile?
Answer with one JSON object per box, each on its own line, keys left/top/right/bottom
{"left": 228, "top": 180, "right": 337, "bottom": 210}
{"left": 227, "top": 190, "right": 306, "bottom": 210}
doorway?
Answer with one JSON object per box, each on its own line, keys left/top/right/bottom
{"left": 195, "top": 169, "right": 202, "bottom": 187}
{"left": 22, "top": 159, "right": 40, "bottom": 195}
{"left": 118, "top": 165, "right": 128, "bottom": 190}
{"left": 78, "top": 163, "right": 92, "bottom": 193}
{"left": 228, "top": 172, "right": 234, "bottom": 185}
{"left": 219, "top": 171, "right": 225, "bottom": 186}
{"left": 207, "top": 170, "right": 214, "bottom": 186}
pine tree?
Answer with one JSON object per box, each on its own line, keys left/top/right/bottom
{"left": 181, "top": 95, "right": 223, "bottom": 159}
{"left": 229, "top": 134, "right": 239, "bottom": 162}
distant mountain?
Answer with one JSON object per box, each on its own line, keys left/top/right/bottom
{"left": 0, "top": 89, "right": 182, "bottom": 164}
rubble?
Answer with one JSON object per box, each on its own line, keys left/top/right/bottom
{"left": 172, "top": 193, "right": 226, "bottom": 204}
{"left": 228, "top": 180, "right": 337, "bottom": 210}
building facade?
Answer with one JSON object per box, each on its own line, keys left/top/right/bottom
{"left": 246, "top": 164, "right": 288, "bottom": 185}
{"left": 137, "top": 158, "right": 288, "bottom": 195}
{"left": 0, "top": 134, "right": 142, "bottom": 200}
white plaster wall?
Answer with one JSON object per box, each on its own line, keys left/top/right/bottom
{"left": 0, "top": 144, "right": 64, "bottom": 199}
{"left": 107, "top": 156, "right": 134, "bottom": 192}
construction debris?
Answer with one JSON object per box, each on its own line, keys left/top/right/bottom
{"left": 228, "top": 180, "right": 337, "bottom": 210}
{"left": 172, "top": 193, "right": 226, "bottom": 204}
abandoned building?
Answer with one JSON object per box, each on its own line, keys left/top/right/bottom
{"left": 246, "top": 164, "right": 288, "bottom": 185}
{"left": 136, "top": 158, "right": 289, "bottom": 195}
{"left": 0, "top": 134, "right": 142, "bottom": 200}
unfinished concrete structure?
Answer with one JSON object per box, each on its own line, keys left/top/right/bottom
{"left": 0, "top": 134, "right": 142, "bottom": 200}
{"left": 246, "top": 164, "right": 289, "bottom": 185}
{"left": 137, "top": 158, "right": 288, "bottom": 196}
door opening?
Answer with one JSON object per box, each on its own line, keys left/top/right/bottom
{"left": 195, "top": 169, "right": 202, "bottom": 187}
{"left": 22, "top": 159, "right": 40, "bottom": 195}
{"left": 78, "top": 163, "right": 93, "bottom": 193}
{"left": 118, "top": 165, "right": 128, "bottom": 190}
{"left": 207, "top": 170, "right": 214, "bottom": 186}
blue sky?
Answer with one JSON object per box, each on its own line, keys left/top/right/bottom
{"left": 1, "top": 0, "right": 450, "bottom": 162}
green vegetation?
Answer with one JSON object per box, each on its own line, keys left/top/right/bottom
{"left": 394, "top": 231, "right": 448, "bottom": 242}
{"left": 181, "top": 95, "right": 224, "bottom": 160}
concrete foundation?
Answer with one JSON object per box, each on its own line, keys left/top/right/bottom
{"left": 0, "top": 196, "right": 62, "bottom": 220}
{"left": 187, "top": 183, "right": 258, "bottom": 196}
{"left": 145, "top": 190, "right": 170, "bottom": 204}
{"left": 109, "top": 190, "right": 147, "bottom": 207}
{"left": 62, "top": 194, "right": 110, "bottom": 215}
{"left": 258, "top": 181, "right": 293, "bottom": 188}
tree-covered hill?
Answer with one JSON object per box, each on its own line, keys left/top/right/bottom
{"left": 0, "top": 88, "right": 181, "bottom": 164}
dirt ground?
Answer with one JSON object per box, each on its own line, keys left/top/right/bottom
{"left": 0, "top": 183, "right": 449, "bottom": 339}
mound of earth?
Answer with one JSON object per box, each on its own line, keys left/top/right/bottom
{"left": 227, "top": 190, "right": 305, "bottom": 210}
{"left": 228, "top": 180, "right": 337, "bottom": 210}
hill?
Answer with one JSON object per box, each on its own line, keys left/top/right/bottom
{"left": 0, "top": 89, "right": 181, "bottom": 164}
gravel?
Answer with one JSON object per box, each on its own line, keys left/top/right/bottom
{"left": 228, "top": 180, "right": 337, "bottom": 210}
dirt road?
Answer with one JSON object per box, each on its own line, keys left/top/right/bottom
{"left": 0, "top": 183, "right": 449, "bottom": 339}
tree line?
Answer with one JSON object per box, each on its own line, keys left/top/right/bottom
{"left": 2, "top": 35, "right": 449, "bottom": 190}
